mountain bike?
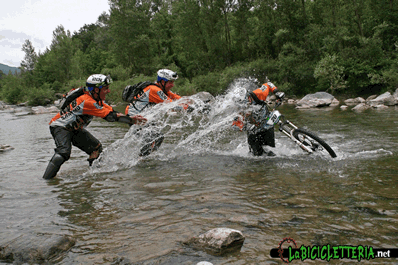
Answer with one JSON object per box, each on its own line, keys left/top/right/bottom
{"left": 255, "top": 99, "right": 337, "bottom": 158}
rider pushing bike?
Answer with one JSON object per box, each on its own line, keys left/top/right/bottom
{"left": 43, "top": 74, "right": 147, "bottom": 179}
{"left": 232, "top": 81, "right": 285, "bottom": 156}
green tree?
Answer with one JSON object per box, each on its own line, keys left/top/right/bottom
{"left": 314, "top": 54, "right": 347, "bottom": 93}
{"left": 108, "top": 0, "right": 154, "bottom": 72}
{"left": 21, "top": 39, "right": 38, "bottom": 72}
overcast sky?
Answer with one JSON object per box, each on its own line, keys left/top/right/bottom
{"left": 0, "top": 0, "right": 110, "bottom": 67}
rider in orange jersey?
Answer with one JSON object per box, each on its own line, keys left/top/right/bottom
{"left": 124, "top": 69, "right": 194, "bottom": 156}
{"left": 125, "top": 69, "right": 192, "bottom": 116}
{"left": 232, "top": 81, "right": 285, "bottom": 156}
{"left": 43, "top": 74, "right": 147, "bottom": 179}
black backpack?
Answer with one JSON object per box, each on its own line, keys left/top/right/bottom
{"left": 58, "top": 87, "right": 86, "bottom": 111}
{"left": 122, "top": 81, "right": 154, "bottom": 103}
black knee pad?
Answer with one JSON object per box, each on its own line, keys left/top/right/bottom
{"left": 52, "top": 153, "right": 66, "bottom": 166}
{"left": 56, "top": 152, "right": 70, "bottom": 162}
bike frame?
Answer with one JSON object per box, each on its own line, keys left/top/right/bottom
{"left": 265, "top": 100, "right": 315, "bottom": 154}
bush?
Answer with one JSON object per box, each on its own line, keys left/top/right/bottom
{"left": 174, "top": 78, "right": 197, "bottom": 96}
{"left": 191, "top": 63, "right": 253, "bottom": 96}
{"left": 61, "top": 79, "right": 86, "bottom": 94}
{"left": 102, "top": 65, "right": 131, "bottom": 81}
{"left": 0, "top": 74, "right": 24, "bottom": 104}
{"left": 27, "top": 83, "right": 54, "bottom": 106}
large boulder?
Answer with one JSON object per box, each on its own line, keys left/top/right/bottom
{"left": 367, "top": 92, "right": 398, "bottom": 106}
{"left": 0, "top": 233, "right": 75, "bottom": 264}
{"left": 296, "top": 92, "right": 336, "bottom": 108}
{"left": 186, "top": 228, "right": 245, "bottom": 255}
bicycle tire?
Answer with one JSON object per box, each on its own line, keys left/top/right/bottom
{"left": 292, "top": 128, "right": 337, "bottom": 158}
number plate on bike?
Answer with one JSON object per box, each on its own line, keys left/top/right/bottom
{"left": 267, "top": 110, "right": 281, "bottom": 125}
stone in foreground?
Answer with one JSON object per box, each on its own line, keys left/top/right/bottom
{"left": 187, "top": 228, "right": 245, "bottom": 255}
{"left": 0, "top": 233, "right": 75, "bottom": 264}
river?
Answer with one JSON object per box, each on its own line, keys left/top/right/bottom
{"left": 0, "top": 85, "right": 397, "bottom": 264}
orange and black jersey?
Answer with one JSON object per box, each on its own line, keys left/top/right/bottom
{"left": 232, "top": 82, "right": 278, "bottom": 131}
{"left": 125, "top": 84, "right": 181, "bottom": 116}
{"left": 50, "top": 94, "right": 114, "bottom": 130}
{"left": 251, "top": 82, "right": 278, "bottom": 102}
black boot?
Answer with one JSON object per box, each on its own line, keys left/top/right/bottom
{"left": 43, "top": 153, "right": 65, "bottom": 179}
{"left": 265, "top": 150, "right": 276, "bottom": 156}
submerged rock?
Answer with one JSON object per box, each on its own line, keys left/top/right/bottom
{"left": 0, "top": 144, "right": 14, "bottom": 152}
{"left": 186, "top": 228, "right": 245, "bottom": 255}
{"left": 0, "top": 233, "right": 75, "bottom": 264}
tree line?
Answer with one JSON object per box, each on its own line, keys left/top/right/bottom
{"left": 1, "top": 0, "right": 397, "bottom": 105}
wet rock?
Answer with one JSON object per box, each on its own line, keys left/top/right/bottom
{"left": 16, "top": 101, "right": 29, "bottom": 107}
{"left": 0, "top": 144, "right": 14, "bottom": 152}
{"left": 296, "top": 92, "right": 335, "bottom": 108}
{"left": 0, "top": 101, "right": 13, "bottom": 110}
{"left": 31, "top": 105, "right": 59, "bottom": 114}
{"left": 373, "top": 104, "right": 389, "bottom": 109}
{"left": 54, "top": 99, "right": 62, "bottom": 106}
{"left": 193, "top": 91, "right": 216, "bottom": 104}
{"left": 366, "top": 95, "right": 378, "bottom": 101}
{"left": 340, "top": 105, "right": 349, "bottom": 110}
{"left": 344, "top": 97, "right": 365, "bottom": 105}
{"left": 352, "top": 103, "right": 371, "bottom": 111}
{"left": 331, "top": 98, "right": 340, "bottom": 106}
{"left": 367, "top": 92, "right": 397, "bottom": 106}
{"left": 0, "top": 233, "right": 75, "bottom": 264}
{"left": 186, "top": 228, "right": 245, "bottom": 255}
{"left": 393, "top": 88, "right": 398, "bottom": 98}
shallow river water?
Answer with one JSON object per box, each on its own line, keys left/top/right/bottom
{"left": 0, "top": 86, "right": 397, "bottom": 264}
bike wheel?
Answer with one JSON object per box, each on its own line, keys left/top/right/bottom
{"left": 292, "top": 128, "right": 337, "bottom": 158}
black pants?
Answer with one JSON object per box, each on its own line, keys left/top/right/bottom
{"left": 247, "top": 127, "right": 275, "bottom": 156}
{"left": 50, "top": 126, "right": 101, "bottom": 161}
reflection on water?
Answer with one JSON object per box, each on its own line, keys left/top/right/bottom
{"left": 0, "top": 96, "right": 397, "bottom": 264}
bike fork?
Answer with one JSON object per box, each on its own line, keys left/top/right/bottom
{"left": 279, "top": 120, "right": 313, "bottom": 154}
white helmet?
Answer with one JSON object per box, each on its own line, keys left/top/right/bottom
{"left": 157, "top": 69, "right": 178, "bottom": 82}
{"left": 86, "top": 74, "right": 113, "bottom": 90}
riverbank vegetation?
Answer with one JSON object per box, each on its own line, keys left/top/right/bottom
{"left": 0, "top": 0, "right": 397, "bottom": 106}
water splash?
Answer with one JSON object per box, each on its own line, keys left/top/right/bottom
{"left": 89, "top": 78, "right": 345, "bottom": 173}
